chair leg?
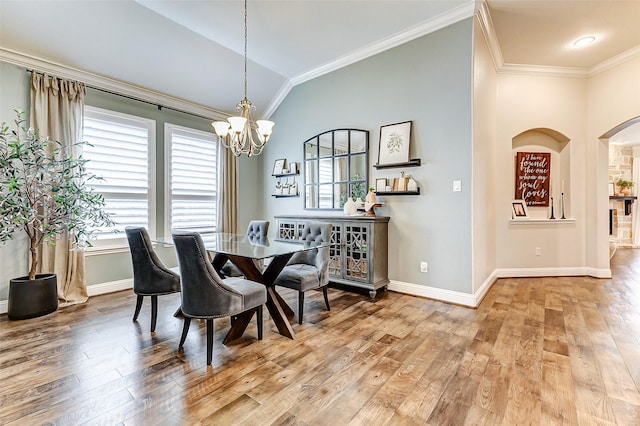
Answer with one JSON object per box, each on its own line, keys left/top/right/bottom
{"left": 179, "top": 318, "right": 191, "bottom": 348}
{"left": 257, "top": 305, "right": 263, "bottom": 340}
{"left": 322, "top": 286, "right": 330, "bottom": 311}
{"left": 133, "top": 295, "right": 143, "bottom": 322}
{"left": 206, "top": 319, "right": 214, "bottom": 365}
{"left": 298, "top": 291, "right": 304, "bottom": 325}
{"left": 150, "top": 295, "right": 158, "bottom": 332}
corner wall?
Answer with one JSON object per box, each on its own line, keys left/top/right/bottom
{"left": 263, "top": 20, "right": 475, "bottom": 295}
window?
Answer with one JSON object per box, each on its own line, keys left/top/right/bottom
{"left": 165, "top": 124, "right": 217, "bottom": 235}
{"left": 83, "top": 106, "right": 155, "bottom": 245}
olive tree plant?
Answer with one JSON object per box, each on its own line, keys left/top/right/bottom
{"left": 0, "top": 110, "right": 114, "bottom": 280}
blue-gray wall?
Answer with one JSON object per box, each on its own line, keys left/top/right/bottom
{"left": 261, "top": 19, "right": 474, "bottom": 293}
{"left": 0, "top": 18, "right": 475, "bottom": 305}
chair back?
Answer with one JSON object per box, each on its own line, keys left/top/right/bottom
{"left": 246, "top": 220, "right": 269, "bottom": 239}
{"left": 172, "top": 231, "right": 245, "bottom": 317}
{"left": 289, "top": 222, "right": 333, "bottom": 286}
{"left": 125, "top": 227, "right": 180, "bottom": 295}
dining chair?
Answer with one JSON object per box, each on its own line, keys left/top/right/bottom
{"left": 125, "top": 226, "right": 181, "bottom": 332}
{"left": 274, "top": 222, "right": 332, "bottom": 324}
{"left": 172, "top": 230, "right": 267, "bottom": 365}
{"left": 220, "top": 220, "right": 270, "bottom": 278}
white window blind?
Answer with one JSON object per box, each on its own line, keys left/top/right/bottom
{"left": 83, "top": 106, "right": 155, "bottom": 242}
{"left": 166, "top": 124, "right": 217, "bottom": 234}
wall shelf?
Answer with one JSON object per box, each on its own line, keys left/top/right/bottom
{"left": 373, "top": 158, "right": 421, "bottom": 169}
{"left": 509, "top": 218, "right": 575, "bottom": 225}
{"left": 375, "top": 188, "right": 420, "bottom": 196}
{"left": 272, "top": 172, "right": 299, "bottom": 178}
{"left": 609, "top": 195, "right": 637, "bottom": 215}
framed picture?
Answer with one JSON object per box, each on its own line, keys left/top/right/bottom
{"left": 272, "top": 158, "right": 286, "bottom": 175}
{"left": 609, "top": 182, "right": 615, "bottom": 196}
{"left": 511, "top": 199, "right": 529, "bottom": 219}
{"left": 376, "top": 178, "right": 387, "bottom": 192}
{"left": 378, "top": 121, "right": 412, "bottom": 165}
{"left": 289, "top": 162, "right": 298, "bottom": 174}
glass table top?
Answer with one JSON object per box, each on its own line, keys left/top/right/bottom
{"left": 155, "top": 232, "right": 329, "bottom": 260}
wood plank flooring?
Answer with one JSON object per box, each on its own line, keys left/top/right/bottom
{"left": 2, "top": 249, "right": 640, "bottom": 425}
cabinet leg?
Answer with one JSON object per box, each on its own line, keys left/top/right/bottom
{"left": 369, "top": 290, "right": 377, "bottom": 299}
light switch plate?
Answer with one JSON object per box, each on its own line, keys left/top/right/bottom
{"left": 453, "top": 180, "right": 461, "bottom": 192}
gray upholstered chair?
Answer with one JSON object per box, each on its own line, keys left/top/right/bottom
{"left": 125, "top": 226, "right": 181, "bottom": 332}
{"left": 274, "top": 222, "right": 332, "bottom": 324}
{"left": 172, "top": 231, "right": 267, "bottom": 365}
{"left": 220, "top": 220, "right": 270, "bottom": 278}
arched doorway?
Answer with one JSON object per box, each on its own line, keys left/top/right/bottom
{"left": 600, "top": 117, "right": 640, "bottom": 262}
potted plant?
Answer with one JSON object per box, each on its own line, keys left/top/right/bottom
{"left": 0, "top": 110, "right": 114, "bottom": 320}
{"left": 617, "top": 179, "right": 634, "bottom": 196}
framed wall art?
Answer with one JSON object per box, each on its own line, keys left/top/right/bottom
{"left": 272, "top": 158, "right": 286, "bottom": 175}
{"left": 511, "top": 199, "right": 529, "bottom": 219}
{"left": 377, "top": 121, "right": 412, "bottom": 166}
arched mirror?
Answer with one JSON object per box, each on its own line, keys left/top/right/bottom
{"left": 304, "top": 129, "right": 369, "bottom": 209}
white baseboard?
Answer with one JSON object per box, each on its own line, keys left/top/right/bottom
{"left": 86, "top": 279, "right": 133, "bottom": 297}
{"left": 387, "top": 265, "right": 612, "bottom": 308}
{"left": 389, "top": 279, "right": 488, "bottom": 308}
{"left": 494, "top": 267, "right": 612, "bottom": 279}
{"left": 0, "top": 279, "right": 133, "bottom": 315}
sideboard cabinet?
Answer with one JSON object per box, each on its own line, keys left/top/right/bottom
{"left": 275, "top": 215, "right": 390, "bottom": 298}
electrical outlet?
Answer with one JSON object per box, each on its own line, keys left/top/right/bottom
{"left": 535, "top": 247, "right": 541, "bottom": 256}
{"left": 420, "top": 261, "right": 428, "bottom": 272}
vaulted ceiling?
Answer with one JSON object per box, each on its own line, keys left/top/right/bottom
{"left": 1, "top": 0, "right": 639, "bottom": 133}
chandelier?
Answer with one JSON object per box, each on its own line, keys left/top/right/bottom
{"left": 212, "top": 0, "right": 274, "bottom": 157}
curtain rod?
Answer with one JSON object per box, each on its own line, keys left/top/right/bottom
{"left": 27, "top": 69, "right": 214, "bottom": 121}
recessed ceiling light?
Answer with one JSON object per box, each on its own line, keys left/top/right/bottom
{"left": 573, "top": 36, "right": 596, "bottom": 48}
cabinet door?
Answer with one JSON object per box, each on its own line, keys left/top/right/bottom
{"left": 277, "top": 220, "right": 297, "bottom": 240}
{"left": 327, "top": 224, "right": 342, "bottom": 277}
{"left": 343, "top": 223, "right": 370, "bottom": 283}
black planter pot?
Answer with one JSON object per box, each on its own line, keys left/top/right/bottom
{"left": 8, "top": 274, "right": 58, "bottom": 320}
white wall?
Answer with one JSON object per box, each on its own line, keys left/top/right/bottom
{"left": 471, "top": 16, "right": 497, "bottom": 293}
{"left": 586, "top": 56, "right": 640, "bottom": 271}
{"left": 495, "top": 73, "right": 590, "bottom": 272}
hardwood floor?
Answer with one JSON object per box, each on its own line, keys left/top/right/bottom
{"left": 2, "top": 250, "right": 640, "bottom": 425}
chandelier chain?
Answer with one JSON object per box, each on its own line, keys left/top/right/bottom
{"left": 243, "top": 0, "right": 248, "bottom": 100}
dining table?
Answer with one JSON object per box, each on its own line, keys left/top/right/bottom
{"left": 155, "top": 232, "right": 329, "bottom": 342}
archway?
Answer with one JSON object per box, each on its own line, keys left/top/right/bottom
{"left": 600, "top": 116, "right": 640, "bottom": 262}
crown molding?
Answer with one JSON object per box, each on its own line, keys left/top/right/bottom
{"left": 263, "top": 79, "right": 293, "bottom": 119}
{"left": 289, "top": 1, "right": 477, "bottom": 87}
{"left": 0, "top": 48, "right": 229, "bottom": 121}
{"left": 475, "top": 0, "right": 503, "bottom": 72}
{"left": 588, "top": 45, "right": 640, "bottom": 77}
{"left": 474, "top": 1, "right": 640, "bottom": 79}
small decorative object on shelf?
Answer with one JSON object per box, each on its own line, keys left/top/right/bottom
{"left": 275, "top": 180, "right": 283, "bottom": 195}
{"left": 549, "top": 196, "right": 555, "bottom": 219}
{"left": 407, "top": 175, "right": 418, "bottom": 191}
{"left": 617, "top": 179, "right": 634, "bottom": 196}
{"left": 343, "top": 197, "right": 356, "bottom": 215}
{"left": 366, "top": 187, "right": 376, "bottom": 204}
{"left": 290, "top": 180, "right": 298, "bottom": 195}
{"left": 561, "top": 180, "right": 566, "bottom": 219}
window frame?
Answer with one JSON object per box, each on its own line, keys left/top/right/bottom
{"left": 164, "top": 123, "right": 218, "bottom": 238}
{"left": 83, "top": 105, "right": 156, "bottom": 253}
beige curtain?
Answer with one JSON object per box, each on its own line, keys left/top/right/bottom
{"left": 217, "top": 138, "right": 238, "bottom": 233}
{"left": 30, "top": 72, "right": 87, "bottom": 306}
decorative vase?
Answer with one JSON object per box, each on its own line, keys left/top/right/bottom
{"left": 407, "top": 177, "right": 418, "bottom": 191}
{"left": 355, "top": 197, "right": 364, "bottom": 210}
{"left": 343, "top": 197, "right": 356, "bottom": 215}
{"left": 621, "top": 187, "right": 631, "bottom": 196}
{"left": 8, "top": 274, "right": 58, "bottom": 320}
{"left": 366, "top": 189, "right": 376, "bottom": 204}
